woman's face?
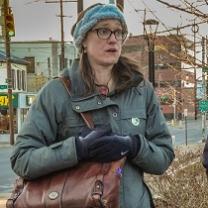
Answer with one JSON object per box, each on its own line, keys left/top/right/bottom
{"left": 83, "top": 19, "right": 125, "bottom": 68}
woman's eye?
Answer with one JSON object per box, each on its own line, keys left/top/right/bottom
{"left": 99, "top": 28, "right": 110, "bottom": 35}
{"left": 115, "top": 30, "right": 122, "bottom": 36}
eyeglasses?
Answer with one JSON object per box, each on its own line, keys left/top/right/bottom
{"left": 92, "top": 27, "right": 128, "bottom": 41}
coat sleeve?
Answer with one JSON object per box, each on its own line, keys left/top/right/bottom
{"left": 132, "top": 81, "right": 175, "bottom": 174}
{"left": 10, "top": 80, "right": 78, "bottom": 180}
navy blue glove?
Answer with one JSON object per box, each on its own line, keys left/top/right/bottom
{"left": 88, "top": 134, "right": 141, "bottom": 162}
{"left": 75, "top": 126, "right": 111, "bottom": 161}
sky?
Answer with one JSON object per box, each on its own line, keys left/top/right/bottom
{"left": 9, "top": 0, "right": 207, "bottom": 43}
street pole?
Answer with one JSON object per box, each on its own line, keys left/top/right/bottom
{"left": 116, "top": 0, "right": 124, "bottom": 11}
{"left": 184, "top": 109, "right": 188, "bottom": 145}
{"left": 185, "top": 115, "right": 188, "bottom": 145}
{"left": 173, "top": 89, "right": 177, "bottom": 122}
{"left": 148, "top": 39, "right": 155, "bottom": 87}
{"left": 60, "top": 0, "right": 64, "bottom": 71}
{"left": 143, "top": 19, "right": 159, "bottom": 88}
{"left": 77, "top": 0, "right": 83, "bottom": 13}
{"left": 3, "top": 0, "right": 14, "bottom": 145}
{"left": 192, "top": 20, "right": 199, "bottom": 120}
{"left": 202, "top": 36, "right": 206, "bottom": 142}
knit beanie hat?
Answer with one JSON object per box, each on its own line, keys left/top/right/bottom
{"left": 72, "top": 3, "right": 128, "bottom": 50}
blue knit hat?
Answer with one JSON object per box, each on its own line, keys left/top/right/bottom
{"left": 72, "top": 4, "right": 128, "bottom": 50}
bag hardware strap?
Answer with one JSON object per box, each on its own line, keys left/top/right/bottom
{"left": 59, "top": 76, "right": 94, "bottom": 129}
{"left": 60, "top": 76, "right": 109, "bottom": 207}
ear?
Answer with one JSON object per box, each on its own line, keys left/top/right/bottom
{"left": 82, "top": 40, "right": 88, "bottom": 53}
{"left": 82, "top": 37, "right": 88, "bottom": 47}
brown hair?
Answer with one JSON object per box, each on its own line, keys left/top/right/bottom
{"left": 78, "top": 53, "right": 144, "bottom": 96}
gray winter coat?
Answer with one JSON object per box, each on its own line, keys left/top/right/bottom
{"left": 11, "top": 61, "right": 174, "bottom": 208}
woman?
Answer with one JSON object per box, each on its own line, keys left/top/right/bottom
{"left": 11, "top": 3, "right": 174, "bottom": 208}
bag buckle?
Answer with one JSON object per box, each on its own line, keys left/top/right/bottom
{"left": 91, "top": 180, "right": 107, "bottom": 208}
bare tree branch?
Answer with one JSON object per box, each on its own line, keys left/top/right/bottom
{"left": 153, "top": 0, "right": 208, "bottom": 19}
{"left": 183, "top": 0, "right": 205, "bottom": 16}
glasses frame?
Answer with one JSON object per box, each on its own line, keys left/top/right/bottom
{"left": 92, "top": 27, "right": 128, "bottom": 42}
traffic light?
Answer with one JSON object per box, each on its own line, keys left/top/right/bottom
{"left": 5, "top": 7, "right": 15, "bottom": 37}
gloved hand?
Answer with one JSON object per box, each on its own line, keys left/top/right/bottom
{"left": 88, "top": 134, "right": 141, "bottom": 162}
{"left": 75, "top": 126, "right": 112, "bottom": 161}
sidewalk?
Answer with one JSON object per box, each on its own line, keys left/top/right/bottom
{"left": 0, "top": 134, "right": 17, "bottom": 146}
{"left": 0, "top": 199, "right": 7, "bottom": 208}
{"left": 0, "top": 134, "right": 14, "bottom": 208}
{"left": 0, "top": 193, "right": 10, "bottom": 208}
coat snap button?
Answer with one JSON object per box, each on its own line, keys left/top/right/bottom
{"left": 75, "top": 105, "right": 80, "bottom": 110}
{"left": 131, "top": 117, "right": 140, "bottom": 126}
{"left": 48, "top": 191, "right": 59, "bottom": 200}
{"left": 112, "top": 112, "right": 118, "bottom": 118}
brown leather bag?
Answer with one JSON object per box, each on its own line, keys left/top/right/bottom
{"left": 6, "top": 77, "right": 126, "bottom": 208}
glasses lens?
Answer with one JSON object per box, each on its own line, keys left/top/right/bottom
{"left": 121, "top": 31, "right": 128, "bottom": 41}
{"left": 97, "top": 28, "right": 111, "bottom": 39}
{"left": 114, "top": 30, "right": 124, "bottom": 41}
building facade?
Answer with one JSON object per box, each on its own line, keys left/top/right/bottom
{"left": 123, "top": 35, "right": 196, "bottom": 119}
{"left": 0, "top": 51, "right": 28, "bottom": 134}
{"left": 0, "top": 40, "right": 78, "bottom": 135}
{"left": 0, "top": 40, "right": 77, "bottom": 92}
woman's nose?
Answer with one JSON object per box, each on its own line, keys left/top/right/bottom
{"left": 108, "top": 33, "right": 117, "bottom": 42}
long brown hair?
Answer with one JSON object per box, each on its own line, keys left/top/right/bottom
{"left": 78, "top": 53, "right": 144, "bottom": 96}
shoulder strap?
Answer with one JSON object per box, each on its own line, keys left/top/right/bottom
{"left": 59, "top": 76, "right": 94, "bottom": 129}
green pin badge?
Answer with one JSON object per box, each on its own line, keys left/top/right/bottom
{"left": 131, "top": 117, "right": 140, "bottom": 126}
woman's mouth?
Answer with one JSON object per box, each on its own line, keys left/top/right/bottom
{"left": 106, "top": 48, "right": 117, "bottom": 53}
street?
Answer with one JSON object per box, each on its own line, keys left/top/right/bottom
{"left": 169, "top": 118, "right": 207, "bottom": 145}
{"left": 0, "top": 146, "right": 16, "bottom": 194}
{"left": 0, "top": 118, "right": 206, "bottom": 194}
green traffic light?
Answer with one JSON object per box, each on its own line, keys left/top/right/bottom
{"left": 8, "top": 30, "right": 15, "bottom": 36}
{"left": 5, "top": 14, "right": 15, "bottom": 37}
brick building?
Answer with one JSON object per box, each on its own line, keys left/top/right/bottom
{"left": 122, "top": 35, "right": 196, "bottom": 119}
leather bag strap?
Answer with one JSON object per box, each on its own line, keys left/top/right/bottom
{"left": 59, "top": 76, "right": 94, "bottom": 129}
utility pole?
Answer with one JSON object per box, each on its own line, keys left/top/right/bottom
{"left": 173, "top": 89, "right": 177, "bottom": 122}
{"left": 60, "top": 0, "right": 64, "bottom": 71}
{"left": 2, "top": 0, "right": 14, "bottom": 144}
{"left": 45, "top": 0, "right": 77, "bottom": 71}
{"left": 77, "top": 0, "right": 83, "bottom": 14}
{"left": 202, "top": 36, "right": 206, "bottom": 142}
{"left": 191, "top": 20, "right": 199, "bottom": 120}
{"left": 109, "top": 0, "right": 124, "bottom": 11}
{"left": 116, "top": 0, "right": 124, "bottom": 11}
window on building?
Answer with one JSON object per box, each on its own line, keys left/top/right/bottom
{"left": 24, "top": 56, "right": 35, "bottom": 73}
{"left": 155, "top": 63, "right": 168, "bottom": 70}
{"left": 172, "top": 80, "right": 181, "bottom": 87}
{"left": 22, "top": 70, "right": 26, "bottom": 90}
{"left": 11, "top": 69, "right": 16, "bottom": 90}
{"left": 17, "top": 70, "right": 22, "bottom": 90}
